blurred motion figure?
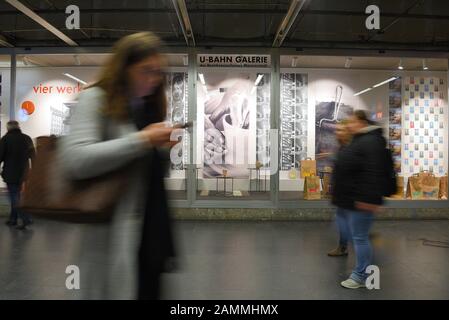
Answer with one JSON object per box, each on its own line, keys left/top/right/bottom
{"left": 331, "top": 110, "right": 386, "bottom": 289}
{"left": 0, "top": 120, "right": 35, "bottom": 230}
{"left": 328, "top": 120, "right": 351, "bottom": 257}
{"left": 60, "top": 32, "right": 177, "bottom": 299}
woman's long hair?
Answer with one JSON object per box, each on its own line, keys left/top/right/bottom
{"left": 90, "top": 32, "right": 167, "bottom": 122}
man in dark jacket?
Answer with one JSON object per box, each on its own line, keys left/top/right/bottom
{"left": 331, "top": 110, "right": 386, "bottom": 289}
{"left": 0, "top": 121, "right": 35, "bottom": 229}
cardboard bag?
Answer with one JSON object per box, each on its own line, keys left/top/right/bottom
{"left": 406, "top": 175, "right": 423, "bottom": 199}
{"left": 421, "top": 174, "right": 439, "bottom": 200}
{"left": 439, "top": 175, "right": 448, "bottom": 200}
{"left": 304, "top": 175, "right": 321, "bottom": 200}
{"left": 300, "top": 158, "right": 317, "bottom": 179}
{"left": 321, "top": 173, "right": 332, "bottom": 197}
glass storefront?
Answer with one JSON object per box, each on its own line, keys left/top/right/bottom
{"left": 3, "top": 52, "right": 448, "bottom": 205}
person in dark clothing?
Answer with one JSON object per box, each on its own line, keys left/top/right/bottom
{"left": 0, "top": 121, "right": 35, "bottom": 229}
{"left": 328, "top": 120, "right": 352, "bottom": 257}
{"left": 331, "top": 110, "right": 386, "bottom": 289}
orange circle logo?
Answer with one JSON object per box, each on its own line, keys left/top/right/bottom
{"left": 21, "top": 101, "right": 35, "bottom": 115}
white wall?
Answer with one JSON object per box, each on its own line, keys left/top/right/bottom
{"left": 15, "top": 67, "right": 100, "bottom": 138}
{"left": 0, "top": 67, "right": 11, "bottom": 137}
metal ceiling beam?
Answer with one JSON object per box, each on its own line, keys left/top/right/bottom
{"left": 2, "top": 7, "right": 449, "bottom": 21}
{"left": 0, "top": 36, "right": 14, "bottom": 47}
{"left": 366, "top": 0, "right": 424, "bottom": 42}
{"left": 0, "top": 7, "right": 441, "bottom": 18}
{"left": 171, "top": 0, "right": 196, "bottom": 46}
{"left": 5, "top": 0, "right": 78, "bottom": 46}
{"left": 273, "top": 0, "right": 306, "bottom": 47}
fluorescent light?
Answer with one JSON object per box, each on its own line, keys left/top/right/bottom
{"left": 198, "top": 73, "right": 205, "bottom": 85}
{"left": 354, "top": 87, "right": 373, "bottom": 96}
{"left": 372, "top": 76, "right": 398, "bottom": 88}
{"left": 398, "top": 59, "right": 404, "bottom": 70}
{"left": 254, "top": 74, "right": 264, "bottom": 86}
{"left": 423, "top": 59, "right": 428, "bottom": 70}
{"left": 345, "top": 57, "right": 352, "bottom": 69}
{"left": 63, "top": 73, "right": 87, "bottom": 85}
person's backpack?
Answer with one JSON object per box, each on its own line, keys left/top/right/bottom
{"left": 383, "top": 148, "right": 397, "bottom": 197}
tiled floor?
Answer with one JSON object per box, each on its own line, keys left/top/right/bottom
{"left": 0, "top": 217, "right": 448, "bottom": 300}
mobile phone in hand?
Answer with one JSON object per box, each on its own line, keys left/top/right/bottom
{"left": 175, "top": 121, "right": 193, "bottom": 129}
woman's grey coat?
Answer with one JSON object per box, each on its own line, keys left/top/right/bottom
{"left": 60, "top": 87, "right": 153, "bottom": 299}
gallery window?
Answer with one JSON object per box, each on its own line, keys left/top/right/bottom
{"left": 279, "top": 55, "right": 448, "bottom": 202}
{"left": 195, "top": 54, "right": 272, "bottom": 200}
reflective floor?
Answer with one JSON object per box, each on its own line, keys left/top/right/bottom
{"left": 0, "top": 217, "right": 448, "bottom": 300}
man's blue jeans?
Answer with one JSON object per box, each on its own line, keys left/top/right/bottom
{"left": 338, "top": 208, "right": 374, "bottom": 283}
{"left": 7, "top": 183, "right": 31, "bottom": 224}
{"left": 335, "top": 207, "right": 350, "bottom": 246}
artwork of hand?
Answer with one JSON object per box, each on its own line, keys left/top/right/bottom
{"left": 208, "top": 80, "right": 251, "bottom": 126}
{"left": 204, "top": 115, "right": 227, "bottom": 164}
{"left": 202, "top": 78, "right": 252, "bottom": 177}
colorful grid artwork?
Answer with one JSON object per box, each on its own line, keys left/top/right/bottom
{"left": 402, "top": 76, "right": 447, "bottom": 176}
{"left": 389, "top": 77, "right": 402, "bottom": 173}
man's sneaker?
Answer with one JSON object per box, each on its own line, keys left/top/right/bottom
{"left": 341, "top": 278, "right": 366, "bottom": 289}
{"left": 16, "top": 221, "right": 31, "bottom": 230}
{"left": 327, "top": 246, "right": 348, "bottom": 257}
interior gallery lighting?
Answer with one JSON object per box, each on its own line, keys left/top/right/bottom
{"left": 63, "top": 73, "right": 87, "bottom": 85}
{"left": 353, "top": 87, "right": 373, "bottom": 97}
{"left": 372, "top": 76, "right": 399, "bottom": 88}
{"left": 198, "top": 73, "right": 206, "bottom": 85}
{"left": 398, "top": 59, "right": 404, "bottom": 70}
{"left": 250, "top": 74, "right": 264, "bottom": 94}
{"left": 354, "top": 76, "right": 399, "bottom": 96}
{"left": 254, "top": 74, "right": 264, "bottom": 86}
{"left": 423, "top": 59, "right": 429, "bottom": 70}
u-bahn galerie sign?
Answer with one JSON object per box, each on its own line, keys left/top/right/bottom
{"left": 198, "top": 54, "right": 271, "bottom": 68}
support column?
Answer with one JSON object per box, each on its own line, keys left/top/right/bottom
{"left": 9, "top": 52, "right": 16, "bottom": 120}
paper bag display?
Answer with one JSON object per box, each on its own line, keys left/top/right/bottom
{"left": 406, "top": 175, "right": 423, "bottom": 199}
{"left": 300, "top": 158, "right": 317, "bottom": 179}
{"left": 439, "top": 175, "right": 448, "bottom": 200}
{"left": 321, "top": 173, "right": 332, "bottom": 197}
{"left": 420, "top": 174, "right": 439, "bottom": 200}
{"left": 304, "top": 175, "right": 321, "bottom": 200}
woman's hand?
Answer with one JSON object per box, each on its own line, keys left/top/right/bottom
{"left": 138, "top": 122, "right": 178, "bottom": 148}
